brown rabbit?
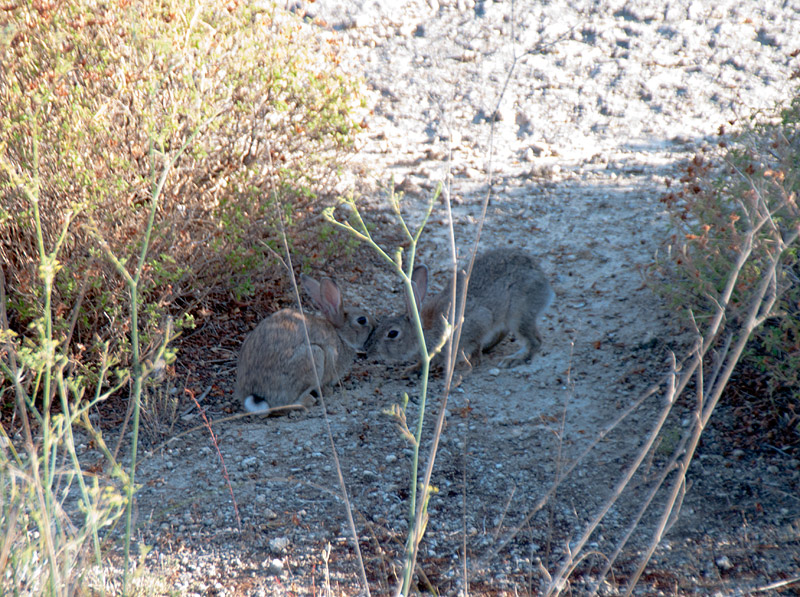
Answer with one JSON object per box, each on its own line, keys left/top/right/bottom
{"left": 366, "top": 248, "right": 553, "bottom": 369}
{"left": 235, "top": 275, "right": 373, "bottom": 413}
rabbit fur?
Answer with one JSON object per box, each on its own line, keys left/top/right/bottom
{"left": 366, "top": 248, "right": 554, "bottom": 370}
{"left": 235, "top": 275, "right": 373, "bottom": 413}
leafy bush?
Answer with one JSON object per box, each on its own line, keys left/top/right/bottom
{"left": 656, "top": 94, "right": 800, "bottom": 444}
{"left": 0, "top": 0, "right": 365, "bottom": 391}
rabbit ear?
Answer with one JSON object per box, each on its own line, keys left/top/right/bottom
{"left": 299, "top": 274, "right": 320, "bottom": 305}
{"left": 301, "top": 274, "right": 345, "bottom": 326}
{"left": 406, "top": 264, "right": 428, "bottom": 316}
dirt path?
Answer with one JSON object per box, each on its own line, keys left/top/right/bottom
{"left": 126, "top": 1, "right": 800, "bottom": 594}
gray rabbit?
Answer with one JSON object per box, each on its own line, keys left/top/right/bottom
{"left": 366, "top": 248, "right": 553, "bottom": 369}
{"left": 235, "top": 275, "right": 373, "bottom": 413}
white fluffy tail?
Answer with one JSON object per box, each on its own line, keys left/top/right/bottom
{"left": 243, "top": 395, "right": 271, "bottom": 413}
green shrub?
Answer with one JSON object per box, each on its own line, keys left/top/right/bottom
{"left": 656, "top": 93, "right": 800, "bottom": 440}
{"left": 0, "top": 0, "right": 365, "bottom": 391}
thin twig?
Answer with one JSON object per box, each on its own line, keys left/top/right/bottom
{"left": 186, "top": 387, "right": 241, "bottom": 529}
{"left": 547, "top": 355, "right": 681, "bottom": 595}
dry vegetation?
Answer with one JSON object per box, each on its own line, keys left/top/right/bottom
{"left": 655, "top": 100, "right": 800, "bottom": 451}
{"left": 0, "top": 2, "right": 365, "bottom": 593}
{"left": 0, "top": 0, "right": 798, "bottom": 594}
{"left": 0, "top": 0, "right": 365, "bottom": 393}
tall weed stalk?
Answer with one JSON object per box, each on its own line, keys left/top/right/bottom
{"left": 0, "top": 132, "right": 129, "bottom": 595}
{"left": 322, "top": 4, "right": 551, "bottom": 588}
{"left": 543, "top": 101, "right": 800, "bottom": 594}
{"left": 87, "top": 123, "right": 204, "bottom": 593}
{"left": 326, "top": 185, "right": 444, "bottom": 595}
{"left": 0, "top": 110, "right": 204, "bottom": 595}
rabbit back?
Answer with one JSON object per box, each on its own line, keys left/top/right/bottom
{"left": 235, "top": 309, "right": 350, "bottom": 412}
{"left": 465, "top": 248, "right": 554, "bottom": 367}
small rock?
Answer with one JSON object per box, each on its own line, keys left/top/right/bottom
{"left": 350, "top": 14, "right": 371, "bottom": 29}
{"left": 386, "top": 453, "right": 398, "bottom": 464}
{"left": 528, "top": 164, "right": 560, "bottom": 179}
{"left": 515, "top": 112, "right": 534, "bottom": 136}
{"left": 473, "top": 108, "right": 502, "bottom": 123}
{"left": 424, "top": 147, "right": 446, "bottom": 161}
{"left": 395, "top": 176, "right": 422, "bottom": 195}
{"left": 523, "top": 148, "right": 537, "bottom": 162}
{"left": 269, "top": 536, "right": 290, "bottom": 554}
{"left": 267, "top": 558, "right": 284, "bottom": 575}
{"left": 464, "top": 166, "right": 483, "bottom": 179}
{"left": 488, "top": 368, "right": 501, "bottom": 377}
{"left": 716, "top": 555, "right": 734, "bottom": 571}
{"left": 398, "top": 22, "right": 416, "bottom": 37}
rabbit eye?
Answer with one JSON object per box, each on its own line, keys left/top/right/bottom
{"left": 356, "top": 316, "right": 367, "bottom": 326}
{"left": 387, "top": 329, "right": 400, "bottom": 339}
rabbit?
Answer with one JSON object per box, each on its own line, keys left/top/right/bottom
{"left": 365, "top": 248, "right": 554, "bottom": 370}
{"left": 235, "top": 274, "right": 374, "bottom": 413}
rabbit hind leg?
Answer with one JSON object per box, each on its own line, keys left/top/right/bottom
{"left": 285, "top": 343, "right": 328, "bottom": 408}
{"left": 498, "top": 313, "right": 542, "bottom": 368}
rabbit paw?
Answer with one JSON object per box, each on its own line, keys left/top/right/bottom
{"left": 498, "top": 349, "right": 530, "bottom": 369}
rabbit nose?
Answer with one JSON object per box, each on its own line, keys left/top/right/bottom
{"left": 361, "top": 330, "right": 381, "bottom": 359}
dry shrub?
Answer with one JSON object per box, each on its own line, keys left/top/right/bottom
{"left": 0, "top": 0, "right": 365, "bottom": 392}
{"left": 656, "top": 94, "right": 800, "bottom": 448}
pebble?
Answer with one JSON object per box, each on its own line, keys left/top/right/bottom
{"left": 464, "top": 166, "right": 483, "bottom": 179}
{"left": 240, "top": 456, "right": 258, "bottom": 469}
{"left": 267, "top": 558, "right": 284, "bottom": 575}
{"left": 269, "top": 536, "right": 290, "bottom": 554}
{"left": 715, "top": 555, "right": 734, "bottom": 571}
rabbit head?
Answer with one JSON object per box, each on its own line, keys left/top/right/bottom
{"left": 365, "top": 264, "right": 448, "bottom": 364}
{"left": 299, "top": 274, "right": 373, "bottom": 353}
